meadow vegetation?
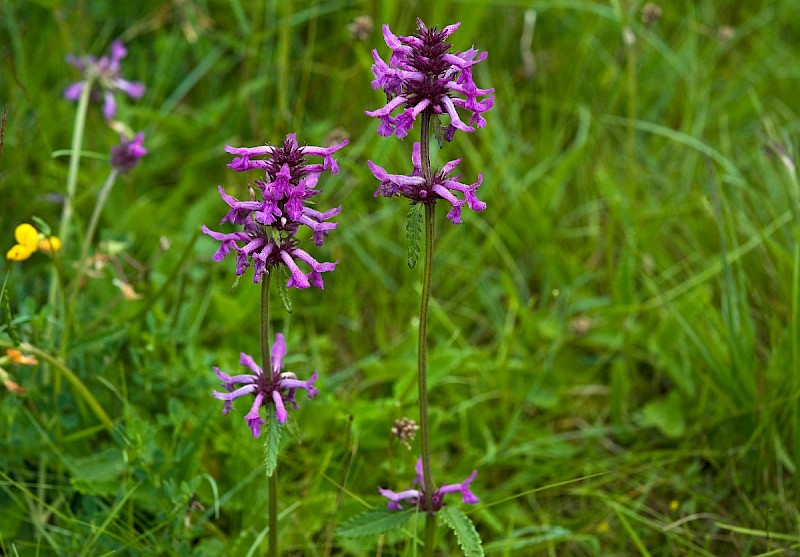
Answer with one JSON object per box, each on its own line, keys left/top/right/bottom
{"left": 1, "top": 0, "right": 799, "bottom": 555}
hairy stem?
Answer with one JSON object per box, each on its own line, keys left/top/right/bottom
{"left": 418, "top": 111, "right": 437, "bottom": 555}
{"left": 261, "top": 274, "right": 278, "bottom": 557}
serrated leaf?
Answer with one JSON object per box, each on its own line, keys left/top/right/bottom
{"left": 439, "top": 506, "right": 484, "bottom": 557}
{"left": 30, "top": 215, "right": 51, "bottom": 236}
{"left": 406, "top": 203, "right": 423, "bottom": 269}
{"left": 279, "top": 267, "right": 293, "bottom": 314}
{"left": 336, "top": 508, "right": 414, "bottom": 538}
{"left": 263, "top": 411, "right": 281, "bottom": 477}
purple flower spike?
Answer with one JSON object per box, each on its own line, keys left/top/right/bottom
{"left": 367, "top": 142, "right": 485, "bottom": 223}
{"left": 203, "top": 133, "right": 346, "bottom": 286}
{"left": 110, "top": 133, "right": 147, "bottom": 172}
{"left": 65, "top": 40, "right": 146, "bottom": 120}
{"left": 212, "top": 333, "right": 319, "bottom": 437}
{"left": 378, "top": 458, "right": 479, "bottom": 512}
{"left": 365, "top": 18, "right": 493, "bottom": 140}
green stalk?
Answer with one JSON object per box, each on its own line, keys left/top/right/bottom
{"left": 418, "top": 111, "right": 437, "bottom": 555}
{"left": 61, "top": 169, "right": 120, "bottom": 356}
{"left": 260, "top": 274, "right": 278, "bottom": 557}
{"left": 59, "top": 77, "right": 94, "bottom": 256}
{"left": 45, "top": 76, "right": 94, "bottom": 385}
{"left": 80, "top": 169, "right": 119, "bottom": 272}
{"left": 0, "top": 340, "right": 113, "bottom": 431}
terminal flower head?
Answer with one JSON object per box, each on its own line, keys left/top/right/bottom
{"left": 203, "top": 133, "right": 347, "bottom": 287}
{"left": 378, "top": 458, "right": 479, "bottom": 511}
{"left": 212, "top": 333, "right": 319, "bottom": 437}
{"left": 6, "top": 223, "right": 61, "bottom": 261}
{"left": 365, "top": 18, "right": 494, "bottom": 140}
{"left": 110, "top": 132, "right": 147, "bottom": 172}
{"left": 64, "top": 40, "right": 146, "bottom": 120}
{"left": 368, "top": 142, "right": 485, "bottom": 223}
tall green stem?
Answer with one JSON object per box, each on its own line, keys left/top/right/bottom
{"left": 45, "top": 76, "right": 94, "bottom": 384}
{"left": 59, "top": 77, "right": 94, "bottom": 255}
{"left": 61, "top": 169, "right": 120, "bottom": 356}
{"left": 261, "top": 274, "right": 278, "bottom": 557}
{"left": 80, "top": 169, "right": 119, "bottom": 270}
{"left": 418, "top": 111, "right": 437, "bottom": 554}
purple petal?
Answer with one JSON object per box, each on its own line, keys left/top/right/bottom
{"left": 245, "top": 394, "right": 266, "bottom": 437}
{"left": 272, "top": 391, "right": 288, "bottom": 423}
{"left": 64, "top": 82, "right": 85, "bottom": 100}
{"left": 271, "top": 333, "right": 286, "bottom": 375}
{"left": 239, "top": 352, "right": 263, "bottom": 376}
{"left": 102, "top": 91, "right": 117, "bottom": 120}
{"left": 115, "top": 78, "right": 146, "bottom": 99}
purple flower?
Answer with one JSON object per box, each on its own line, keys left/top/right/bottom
{"left": 367, "top": 142, "right": 485, "bottom": 223}
{"left": 212, "top": 333, "right": 319, "bottom": 437}
{"left": 365, "top": 19, "right": 494, "bottom": 140}
{"left": 110, "top": 133, "right": 147, "bottom": 172}
{"left": 64, "top": 40, "right": 146, "bottom": 120}
{"left": 378, "top": 458, "right": 479, "bottom": 511}
{"left": 203, "top": 133, "right": 347, "bottom": 287}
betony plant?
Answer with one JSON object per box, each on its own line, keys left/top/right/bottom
{"left": 348, "top": 17, "right": 493, "bottom": 556}
{"left": 203, "top": 133, "right": 347, "bottom": 556}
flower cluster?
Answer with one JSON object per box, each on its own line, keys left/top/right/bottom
{"left": 368, "top": 142, "right": 485, "bottom": 223}
{"left": 110, "top": 133, "right": 148, "bottom": 173}
{"left": 65, "top": 40, "right": 146, "bottom": 120}
{"left": 365, "top": 19, "right": 494, "bottom": 141}
{"left": 378, "top": 458, "right": 479, "bottom": 511}
{"left": 6, "top": 224, "right": 61, "bottom": 261}
{"left": 202, "top": 133, "right": 348, "bottom": 287}
{"left": 213, "top": 333, "right": 318, "bottom": 437}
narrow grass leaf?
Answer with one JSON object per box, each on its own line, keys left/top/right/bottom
{"left": 406, "top": 203, "right": 423, "bottom": 269}
{"left": 2, "top": 280, "right": 20, "bottom": 346}
{"left": 439, "top": 506, "right": 484, "bottom": 557}
{"left": 713, "top": 521, "right": 800, "bottom": 543}
{"left": 608, "top": 500, "right": 652, "bottom": 557}
{"left": 336, "top": 508, "right": 414, "bottom": 538}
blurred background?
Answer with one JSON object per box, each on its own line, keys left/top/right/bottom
{"left": 1, "top": 0, "right": 799, "bottom": 554}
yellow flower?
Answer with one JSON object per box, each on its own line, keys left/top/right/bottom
{"left": 38, "top": 236, "right": 62, "bottom": 253}
{"left": 15, "top": 223, "right": 39, "bottom": 249}
{"left": 6, "top": 244, "right": 35, "bottom": 261}
{"left": 6, "top": 223, "right": 61, "bottom": 261}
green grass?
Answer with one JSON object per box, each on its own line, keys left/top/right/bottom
{"left": 2, "top": 0, "right": 800, "bottom": 555}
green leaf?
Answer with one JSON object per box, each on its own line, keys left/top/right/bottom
{"left": 439, "top": 506, "right": 484, "bottom": 557}
{"left": 279, "top": 267, "right": 293, "bottom": 314}
{"left": 264, "top": 411, "right": 281, "bottom": 477}
{"left": 336, "top": 508, "right": 414, "bottom": 538}
{"left": 30, "top": 215, "right": 51, "bottom": 236}
{"left": 433, "top": 113, "right": 446, "bottom": 149}
{"left": 406, "top": 203, "right": 423, "bottom": 269}
{"left": 638, "top": 390, "right": 686, "bottom": 438}
{"left": 65, "top": 448, "right": 126, "bottom": 495}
